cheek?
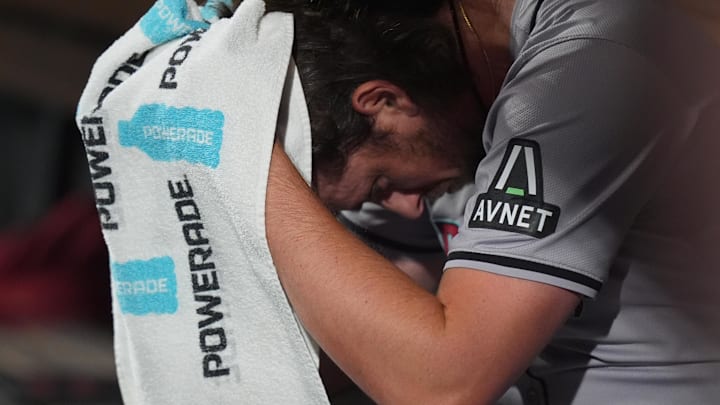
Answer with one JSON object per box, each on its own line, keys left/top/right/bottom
{"left": 395, "top": 157, "right": 453, "bottom": 179}
{"left": 315, "top": 177, "right": 344, "bottom": 205}
{"left": 315, "top": 172, "right": 370, "bottom": 209}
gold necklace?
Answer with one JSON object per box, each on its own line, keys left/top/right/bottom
{"left": 456, "top": 0, "right": 498, "bottom": 98}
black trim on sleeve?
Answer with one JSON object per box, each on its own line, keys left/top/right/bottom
{"left": 447, "top": 251, "right": 602, "bottom": 291}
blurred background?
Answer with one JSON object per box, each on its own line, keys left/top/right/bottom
{"left": 0, "top": 1, "right": 150, "bottom": 403}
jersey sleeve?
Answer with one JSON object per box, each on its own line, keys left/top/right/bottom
{"left": 445, "top": 38, "right": 690, "bottom": 298}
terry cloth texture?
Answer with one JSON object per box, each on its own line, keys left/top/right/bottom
{"left": 75, "top": 0, "right": 329, "bottom": 404}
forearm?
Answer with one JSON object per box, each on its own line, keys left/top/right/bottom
{"left": 265, "top": 146, "right": 462, "bottom": 402}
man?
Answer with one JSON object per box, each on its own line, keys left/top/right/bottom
{"left": 263, "top": 0, "right": 720, "bottom": 404}
{"left": 215, "top": 1, "right": 485, "bottom": 397}
{"left": 280, "top": 5, "right": 488, "bottom": 397}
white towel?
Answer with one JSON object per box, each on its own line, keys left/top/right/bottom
{"left": 75, "top": 0, "right": 330, "bottom": 403}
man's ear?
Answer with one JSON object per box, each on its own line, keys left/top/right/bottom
{"left": 351, "top": 80, "right": 420, "bottom": 116}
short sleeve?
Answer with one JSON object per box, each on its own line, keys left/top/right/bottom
{"left": 445, "top": 39, "right": 693, "bottom": 298}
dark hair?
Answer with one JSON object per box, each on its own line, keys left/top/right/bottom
{"left": 216, "top": 1, "right": 470, "bottom": 172}
{"left": 265, "top": 0, "right": 445, "bottom": 20}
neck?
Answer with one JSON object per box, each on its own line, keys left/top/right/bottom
{"left": 439, "top": 0, "right": 515, "bottom": 108}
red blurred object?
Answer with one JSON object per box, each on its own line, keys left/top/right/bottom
{"left": 0, "top": 195, "right": 111, "bottom": 324}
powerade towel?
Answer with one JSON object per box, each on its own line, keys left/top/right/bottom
{"left": 75, "top": 0, "right": 329, "bottom": 403}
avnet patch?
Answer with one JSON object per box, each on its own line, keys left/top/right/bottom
{"left": 113, "top": 256, "right": 179, "bottom": 315}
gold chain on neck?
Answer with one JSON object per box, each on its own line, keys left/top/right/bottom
{"left": 456, "top": 0, "right": 498, "bottom": 98}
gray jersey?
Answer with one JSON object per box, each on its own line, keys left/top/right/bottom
{"left": 344, "top": 0, "right": 720, "bottom": 403}
{"left": 445, "top": 0, "right": 720, "bottom": 403}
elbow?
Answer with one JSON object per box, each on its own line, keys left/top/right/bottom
{"left": 416, "top": 388, "right": 496, "bottom": 405}
{"left": 369, "top": 359, "right": 504, "bottom": 405}
{"left": 375, "top": 383, "right": 498, "bottom": 405}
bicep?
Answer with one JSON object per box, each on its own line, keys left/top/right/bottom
{"left": 435, "top": 267, "right": 580, "bottom": 403}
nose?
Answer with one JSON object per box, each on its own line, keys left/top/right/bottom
{"left": 379, "top": 191, "right": 425, "bottom": 219}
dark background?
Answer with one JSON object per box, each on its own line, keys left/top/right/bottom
{"left": 0, "top": 1, "right": 150, "bottom": 403}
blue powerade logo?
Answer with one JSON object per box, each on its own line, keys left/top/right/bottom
{"left": 140, "top": 0, "right": 209, "bottom": 44}
{"left": 119, "top": 104, "right": 224, "bottom": 168}
{"left": 200, "top": 0, "right": 235, "bottom": 21}
{"left": 113, "top": 256, "right": 179, "bottom": 315}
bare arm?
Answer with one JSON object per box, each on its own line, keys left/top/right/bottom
{"left": 266, "top": 144, "right": 579, "bottom": 404}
